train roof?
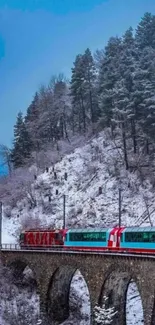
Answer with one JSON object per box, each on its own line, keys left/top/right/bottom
{"left": 68, "top": 227, "right": 155, "bottom": 233}
{"left": 123, "top": 227, "right": 155, "bottom": 232}
{"left": 68, "top": 228, "right": 112, "bottom": 233}
{"left": 22, "top": 228, "right": 67, "bottom": 232}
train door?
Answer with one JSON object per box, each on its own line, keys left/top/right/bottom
{"left": 108, "top": 227, "right": 125, "bottom": 250}
{"left": 117, "top": 227, "right": 125, "bottom": 247}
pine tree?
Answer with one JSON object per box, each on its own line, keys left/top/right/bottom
{"left": 25, "top": 92, "right": 41, "bottom": 151}
{"left": 11, "top": 112, "right": 32, "bottom": 168}
{"left": 120, "top": 27, "right": 138, "bottom": 154}
{"left": 70, "top": 49, "right": 98, "bottom": 133}
{"left": 135, "top": 12, "right": 155, "bottom": 49}
{"left": 112, "top": 79, "right": 129, "bottom": 169}
{"left": 70, "top": 54, "right": 86, "bottom": 133}
{"left": 82, "top": 48, "right": 99, "bottom": 124}
{"left": 53, "top": 78, "right": 71, "bottom": 140}
{"left": 37, "top": 84, "right": 55, "bottom": 143}
{"left": 141, "top": 80, "right": 155, "bottom": 142}
{"left": 133, "top": 47, "right": 155, "bottom": 148}
{"left": 98, "top": 37, "right": 122, "bottom": 129}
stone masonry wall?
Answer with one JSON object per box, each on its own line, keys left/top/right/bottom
{"left": 0, "top": 250, "right": 155, "bottom": 325}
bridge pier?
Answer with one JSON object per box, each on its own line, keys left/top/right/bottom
{"left": 142, "top": 295, "right": 154, "bottom": 325}
{"left": 39, "top": 300, "right": 50, "bottom": 325}
{"left": 36, "top": 273, "right": 51, "bottom": 325}
{"left": 140, "top": 283, "right": 155, "bottom": 325}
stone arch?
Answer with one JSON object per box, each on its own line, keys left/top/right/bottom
{"left": 46, "top": 265, "right": 90, "bottom": 324}
{"left": 99, "top": 264, "right": 143, "bottom": 325}
{"left": 6, "top": 258, "right": 38, "bottom": 289}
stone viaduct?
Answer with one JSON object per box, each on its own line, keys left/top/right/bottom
{"left": 0, "top": 249, "right": 155, "bottom": 325}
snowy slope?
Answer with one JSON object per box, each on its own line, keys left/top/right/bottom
{"left": 1, "top": 130, "right": 152, "bottom": 325}
{"left": 2, "top": 130, "right": 155, "bottom": 244}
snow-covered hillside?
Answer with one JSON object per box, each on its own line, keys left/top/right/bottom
{"left": 2, "top": 130, "right": 155, "bottom": 244}
{"left": 1, "top": 130, "right": 151, "bottom": 325}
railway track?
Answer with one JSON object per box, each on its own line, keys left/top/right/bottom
{"left": 1, "top": 244, "right": 155, "bottom": 259}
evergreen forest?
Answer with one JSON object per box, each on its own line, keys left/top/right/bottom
{"left": 10, "top": 13, "right": 155, "bottom": 174}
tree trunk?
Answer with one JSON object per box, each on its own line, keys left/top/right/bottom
{"left": 131, "top": 120, "right": 137, "bottom": 154}
{"left": 80, "top": 93, "right": 86, "bottom": 133}
{"left": 60, "top": 116, "right": 64, "bottom": 138}
{"left": 146, "top": 139, "right": 149, "bottom": 155}
{"left": 122, "top": 123, "right": 129, "bottom": 170}
{"left": 89, "top": 90, "right": 95, "bottom": 124}
{"left": 71, "top": 106, "right": 75, "bottom": 135}
{"left": 78, "top": 104, "right": 82, "bottom": 133}
{"left": 63, "top": 115, "right": 70, "bottom": 142}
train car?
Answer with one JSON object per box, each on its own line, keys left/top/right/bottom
{"left": 64, "top": 228, "right": 109, "bottom": 251}
{"left": 120, "top": 226, "right": 155, "bottom": 254}
{"left": 20, "top": 228, "right": 67, "bottom": 249}
{"left": 64, "top": 227, "right": 125, "bottom": 251}
{"left": 19, "top": 226, "right": 155, "bottom": 254}
{"left": 19, "top": 227, "right": 125, "bottom": 251}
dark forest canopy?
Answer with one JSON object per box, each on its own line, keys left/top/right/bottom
{"left": 10, "top": 12, "right": 155, "bottom": 170}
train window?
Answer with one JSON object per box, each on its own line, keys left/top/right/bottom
{"left": 20, "top": 233, "right": 24, "bottom": 241}
{"left": 125, "top": 232, "right": 155, "bottom": 243}
{"left": 55, "top": 233, "right": 62, "bottom": 240}
{"left": 149, "top": 233, "right": 155, "bottom": 242}
{"left": 69, "top": 232, "right": 106, "bottom": 242}
{"left": 143, "top": 232, "right": 149, "bottom": 242}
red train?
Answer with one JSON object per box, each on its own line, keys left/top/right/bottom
{"left": 20, "top": 226, "right": 155, "bottom": 254}
{"left": 20, "top": 229, "right": 67, "bottom": 248}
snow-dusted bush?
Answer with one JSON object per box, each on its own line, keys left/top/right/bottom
{"left": 2, "top": 296, "right": 40, "bottom": 325}
{"left": 0, "top": 168, "right": 35, "bottom": 208}
{"left": 76, "top": 205, "right": 83, "bottom": 215}
{"left": 0, "top": 261, "right": 40, "bottom": 325}
{"left": 42, "top": 201, "right": 57, "bottom": 215}
{"left": 20, "top": 213, "right": 42, "bottom": 230}
{"left": 3, "top": 206, "right": 12, "bottom": 218}
{"left": 31, "top": 134, "right": 87, "bottom": 171}
{"left": 85, "top": 164, "right": 98, "bottom": 178}
{"left": 94, "top": 296, "right": 117, "bottom": 325}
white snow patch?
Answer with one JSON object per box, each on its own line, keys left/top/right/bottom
{"left": 126, "top": 280, "right": 144, "bottom": 324}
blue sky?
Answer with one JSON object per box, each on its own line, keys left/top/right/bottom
{"left": 0, "top": 0, "right": 155, "bottom": 172}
